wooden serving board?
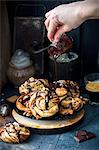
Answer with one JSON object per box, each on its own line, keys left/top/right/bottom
{"left": 12, "top": 109, "right": 85, "bottom": 130}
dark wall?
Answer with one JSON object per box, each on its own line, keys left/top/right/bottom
{"left": 6, "top": 0, "right": 99, "bottom": 76}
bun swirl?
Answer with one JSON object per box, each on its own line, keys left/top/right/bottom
{"left": 0, "top": 122, "right": 30, "bottom": 143}
{"left": 16, "top": 77, "right": 85, "bottom": 119}
{"left": 29, "top": 90, "right": 59, "bottom": 119}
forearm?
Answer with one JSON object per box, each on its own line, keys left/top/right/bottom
{"left": 81, "top": 0, "right": 99, "bottom": 21}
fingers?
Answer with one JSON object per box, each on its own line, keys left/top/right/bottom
{"left": 47, "top": 17, "right": 59, "bottom": 42}
{"left": 45, "top": 11, "right": 51, "bottom": 18}
{"left": 45, "top": 17, "right": 50, "bottom": 30}
{"left": 45, "top": 17, "right": 71, "bottom": 42}
{"left": 54, "top": 25, "right": 71, "bottom": 42}
{"left": 45, "top": 7, "right": 71, "bottom": 42}
{"left": 45, "top": 9, "right": 56, "bottom": 30}
{"left": 45, "top": 9, "right": 55, "bottom": 18}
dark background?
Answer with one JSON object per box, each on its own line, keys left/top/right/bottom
{"left": 6, "top": 0, "right": 99, "bottom": 77}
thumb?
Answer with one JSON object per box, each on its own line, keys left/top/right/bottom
{"left": 54, "top": 25, "right": 71, "bottom": 42}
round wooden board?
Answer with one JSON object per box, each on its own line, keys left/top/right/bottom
{"left": 12, "top": 109, "right": 85, "bottom": 130}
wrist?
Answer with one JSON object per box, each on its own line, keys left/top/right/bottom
{"left": 81, "top": 0, "right": 99, "bottom": 20}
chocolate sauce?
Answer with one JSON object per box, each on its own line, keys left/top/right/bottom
{"left": 48, "top": 34, "right": 73, "bottom": 58}
{"left": 45, "top": 96, "right": 49, "bottom": 110}
{"left": 54, "top": 58, "right": 58, "bottom": 81}
{"left": 48, "top": 34, "right": 73, "bottom": 81}
{"left": 45, "top": 90, "right": 51, "bottom": 110}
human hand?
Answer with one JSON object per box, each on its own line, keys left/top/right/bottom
{"left": 45, "top": 1, "right": 87, "bottom": 42}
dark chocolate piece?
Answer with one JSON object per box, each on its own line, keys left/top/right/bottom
{"left": 74, "top": 130, "right": 96, "bottom": 143}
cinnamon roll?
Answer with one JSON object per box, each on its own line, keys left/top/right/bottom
{"left": 19, "top": 77, "right": 49, "bottom": 95}
{"left": 54, "top": 80, "right": 80, "bottom": 100}
{"left": 0, "top": 122, "right": 30, "bottom": 143}
{"left": 59, "top": 97, "right": 84, "bottom": 115}
{"left": 29, "top": 89, "right": 59, "bottom": 119}
{"left": 16, "top": 94, "right": 32, "bottom": 117}
{"left": 72, "top": 97, "right": 84, "bottom": 110}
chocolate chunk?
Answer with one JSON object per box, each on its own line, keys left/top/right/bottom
{"left": 74, "top": 130, "right": 96, "bottom": 143}
{"left": 86, "top": 132, "right": 96, "bottom": 139}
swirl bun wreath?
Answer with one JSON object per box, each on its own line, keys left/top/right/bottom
{"left": 16, "top": 77, "right": 85, "bottom": 119}
{"left": 0, "top": 122, "right": 30, "bottom": 143}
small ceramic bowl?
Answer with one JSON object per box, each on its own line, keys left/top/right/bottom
{"left": 84, "top": 73, "right": 99, "bottom": 102}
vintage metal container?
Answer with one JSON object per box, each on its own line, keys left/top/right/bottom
{"left": 49, "top": 52, "right": 79, "bottom": 81}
